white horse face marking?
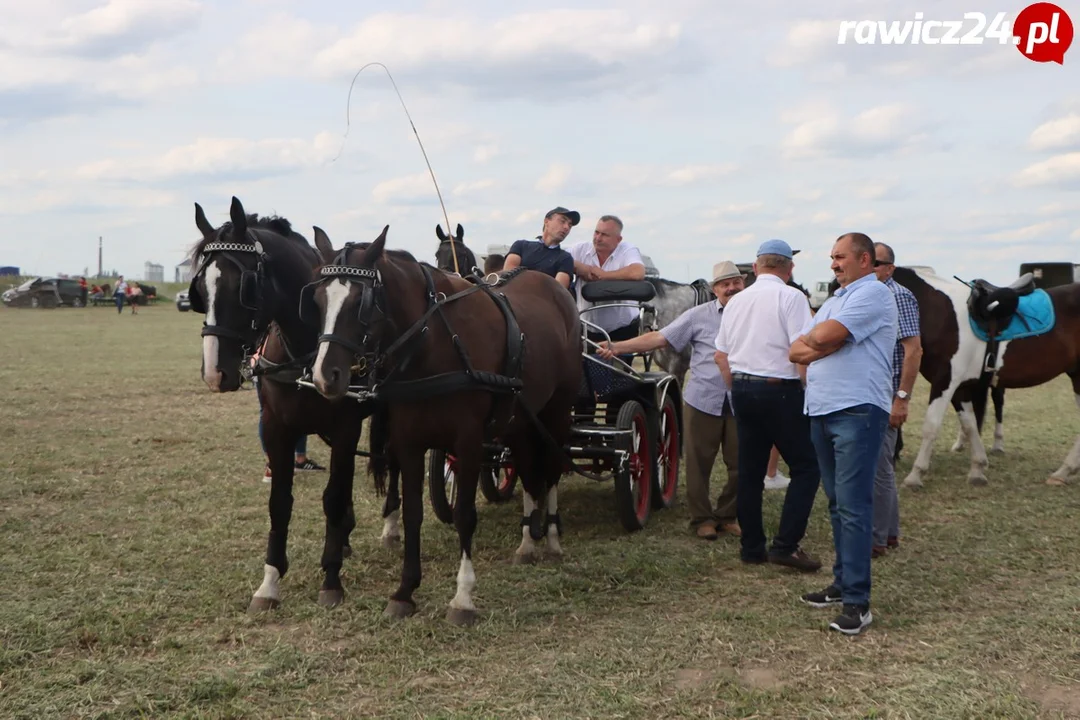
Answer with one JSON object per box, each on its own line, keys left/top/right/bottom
{"left": 312, "top": 280, "right": 352, "bottom": 394}
{"left": 201, "top": 260, "right": 223, "bottom": 391}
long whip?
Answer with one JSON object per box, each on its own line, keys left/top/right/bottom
{"left": 331, "top": 62, "right": 459, "bottom": 275}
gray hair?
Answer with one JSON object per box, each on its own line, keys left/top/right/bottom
{"left": 874, "top": 241, "right": 895, "bottom": 264}
{"left": 598, "top": 215, "right": 623, "bottom": 232}
{"left": 757, "top": 254, "right": 793, "bottom": 271}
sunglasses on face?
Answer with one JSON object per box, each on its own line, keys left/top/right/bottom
{"left": 873, "top": 260, "right": 893, "bottom": 267}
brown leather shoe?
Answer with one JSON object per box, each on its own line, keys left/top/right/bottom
{"left": 695, "top": 522, "right": 718, "bottom": 540}
{"left": 767, "top": 547, "right": 822, "bottom": 573}
{"left": 872, "top": 545, "right": 888, "bottom": 558}
{"left": 719, "top": 521, "right": 742, "bottom": 537}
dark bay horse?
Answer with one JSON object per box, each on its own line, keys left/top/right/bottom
{"left": 880, "top": 267, "right": 1080, "bottom": 487}
{"left": 305, "top": 227, "right": 582, "bottom": 625}
{"left": 187, "top": 196, "right": 396, "bottom": 613}
{"left": 434, "top": 223, "right": 479, "bottom": 277}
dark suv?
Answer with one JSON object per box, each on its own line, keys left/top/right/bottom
{"left": 1, "top": 277, "right": 86, "bottom": 308}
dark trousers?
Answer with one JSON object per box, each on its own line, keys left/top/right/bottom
{"left": 114, "top": 293, "right": 124, "bottom": 313}
{"left": 585, "top": 317, "right": 641, "bottom": 345}
{"left": 730, "top": 378, "right": 821, "bottom": 560}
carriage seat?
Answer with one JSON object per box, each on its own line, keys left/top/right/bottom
{"left": 580, "top": 280, "right": 656, "bottom": 303}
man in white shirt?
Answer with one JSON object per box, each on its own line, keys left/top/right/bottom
{"left": 569, "top": 215, "right": 646, "bottom": 342}
{"left": 714, "top": 239, "right": 822, "bottom": 573}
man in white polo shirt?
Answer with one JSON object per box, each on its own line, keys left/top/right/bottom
{"left": 714, "top": 239, "right": 823, "bottom": 573}
{"left": 569, "top": 215, "right": 646, "bottom": 342}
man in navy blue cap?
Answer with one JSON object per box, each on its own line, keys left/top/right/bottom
{"left": 502, "top": 207, "right": 578, "bottom": 291}
{"left": 714, "top": 238, "right": 823, "bottom": 573}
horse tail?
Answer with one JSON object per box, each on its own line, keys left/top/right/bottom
{"left": 367, "top": 406, "right": 390, "bottom": 496}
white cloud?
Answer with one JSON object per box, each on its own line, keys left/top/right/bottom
{"left": 1071, "top": 227, "right": 1080, "bottom": 240}
{"left": 75, "top": 132, "right": 341, "bottom": 182}
{"left": 219, "top": 9, "right": 696, "bottom": 100}
{"left": 473, "top": 144, "right": 500, "bottom": 163}
{"left": 535, "top": 163, "right": 572, "bottom": 193}
{"left": 1014, "top": 152, "right": 1080, "bottom": 188}
{"left": 372, "top": 173, "right": 437, "bottom": 204}
{"left": 782, "top": 102, "right": 934, "bottom": 160}
{"left": 662, "top": 164, "right": 737, "bottom": 186}
{"left": 987, "top": 220, "right": 1066, "bottom": 243}
{"left": 1029, "top": 114, "right": 1080, "bottom": 152}
{"left": 452, "top": 179, "right": 496, "bottom": 197}
{"left": 702, "top": 202, "right": 765, "bottom": 219}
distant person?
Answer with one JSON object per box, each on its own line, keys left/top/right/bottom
{"left": 78, "top": 277, "right": 88, "bottom": 307}
{"left": 129, "top": 282, "right": 143, "bottom": 315}
{"left": 113, "top": 276, "right": 128, "bottom": 314}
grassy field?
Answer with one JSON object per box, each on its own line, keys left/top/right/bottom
{"left": 1, "top": 305, "right": 1079, "bottom": 719}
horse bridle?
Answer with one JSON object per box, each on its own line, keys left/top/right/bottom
{"left": 189, "top": 236, "right": 272, "bottom": 351}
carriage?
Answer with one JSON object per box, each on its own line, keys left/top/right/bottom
{"left": 426, "top": 279, "right": 683, "bottom": 532}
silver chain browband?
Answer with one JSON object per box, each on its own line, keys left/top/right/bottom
{"left": 201, "top": 242, "right": 259, "bottom": 254}
{"left": 320, "top": 265, "right": 380, "bottom": 280}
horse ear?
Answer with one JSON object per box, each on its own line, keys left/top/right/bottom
{"left": 312, "top": 226, "right": 335, "bottom": 264}
{"left": 436, "top": 224, "right": 447, "bottom": 242}
{"left": 365, "top": 225, "right": 389, "bottom": 264}
{"left": 455, "top": 223, "right": 464, "bottom": 242}
{"left": 230, "top": 196, "right": 247, "bottom": 239}
{"left": 194, "top": 202, "right": 215, "bottom": 239}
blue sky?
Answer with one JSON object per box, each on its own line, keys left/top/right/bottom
{"left": 1, "top": 0, "right": 1078, "bottom": 289}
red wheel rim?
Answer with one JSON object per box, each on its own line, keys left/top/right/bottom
{"left": 629, "top": 412, "right": 650, "bottom": 520}
{"left": 659, "top": 402, "right": 678, "bottom": 504}
{"left": 499, "top": 465, "right": 516, "bottom": 492}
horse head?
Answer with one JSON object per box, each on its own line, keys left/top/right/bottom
{"left": 306, "top": 225, "right": 397, "bottom": 401}
{"left": 434, "top": 223, "right": 478, "bottom": 276}
{"left": 188, "top": 196, "right": 316, "bottom": 392}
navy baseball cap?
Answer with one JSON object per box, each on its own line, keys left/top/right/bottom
{"left": 756, "top": 239, "right": 800, "bottom": 258}
{"left": 545, "top": 207, "right": 580, "bottom": 226}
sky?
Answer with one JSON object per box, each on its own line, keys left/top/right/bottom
{"left": 1, "top": 0, "right": 1078, "bottom": 290}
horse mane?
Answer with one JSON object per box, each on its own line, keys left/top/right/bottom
{"left": 648, "top": 277, "right": 702, "bottom": 298}
{"left": 189, "top": 213, "right": 317, "bottom": 264}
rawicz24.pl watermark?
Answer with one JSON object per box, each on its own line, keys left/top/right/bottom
{"left": 836, "top": 3, "right": 1074, "bottom": 63}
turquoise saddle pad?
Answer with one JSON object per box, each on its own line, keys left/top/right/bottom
{"left": 969, "top": 289, "right": 1055, "bottom": 342}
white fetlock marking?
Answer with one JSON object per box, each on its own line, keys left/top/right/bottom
{"left": 1050, "top": 395, "right": 1080, "bottom": 479}
{"left": 254, "top": 564, "right": 281, "bottom": 601}
{"left": 381, "top": 508, "right": 401, "bottom": 540}
{"left": 958, "top": 402, "right": 988, "bottom": 468}
{"left": 545, "top": 485, "right": 562, "bottom": 554}
{"left": 516, "top": 494, "right": 538, "bottom": 557}
{"left": 449, "top": 552, "right": 476, "bottom": 611}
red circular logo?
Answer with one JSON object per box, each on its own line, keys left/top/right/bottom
{"left": 1014, "top": 2, "right": 1074, "bottom": 63}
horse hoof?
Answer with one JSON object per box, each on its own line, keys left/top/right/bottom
{"left": 969, "top": 474, "right": 988, "bottom": 487}
{"left": 545, "top": 550, "right": 564, "bottom": 564}
{"left": 383, "top": 599, "right": 416, "bottom": 619}
{"left": 381, "top": 534, "right": 401, "bottom": 549}
{"left": 342, "top": 545, "right": 353, "bottom": 559}
{"left": 247, "top": 596, "right": 280, "bottom": 613}
{"left": 318, "top": 589, "right": 344, "bottom": 608}
{"left": 990, "top": 446, "right": 1005, "bottom": 455}
{"left": 446, "top": 607, "right": 478, "bottom": 627}
{"left": 513, "top": 550, "right": 537, "bottom": 565}
{"left": 1046, "top": 476, "right": 1067, "bottom": 486}
{"left": 902, "top": 475, "right": 923, "bottom": 490}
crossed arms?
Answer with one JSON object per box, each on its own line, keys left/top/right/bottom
{"left": 788, "top": 319, "right": 850, "bottom": 364}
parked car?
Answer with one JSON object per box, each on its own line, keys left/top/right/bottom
{"left": 176, "top": 289, "right": 191, "bottom": 311}
{"left": 1, "top": 277, "right": 85, "bottom": 308}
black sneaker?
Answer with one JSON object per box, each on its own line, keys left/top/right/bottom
{"left": 800, "top": 584, "right": 842, "bottom": 608}
{"left": 295, "top": 458, "right": 325, "bottom": 471}
{"left": 829, "top": 604, "right": 872, "bottom": 635}
{"left": 768, "top": 547, "right": 822, "bottom": 573}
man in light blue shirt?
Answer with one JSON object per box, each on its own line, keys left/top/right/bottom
{"left": 789, "top": 232, "right": 898, "bottom": 636}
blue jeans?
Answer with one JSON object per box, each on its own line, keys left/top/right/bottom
{"left": 254, "top": 378, "right": 306, "bottom": 457}
{"left": 810, "top": 403, "right": 889, "bottom": 607}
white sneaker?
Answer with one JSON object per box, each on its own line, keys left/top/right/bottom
{"left": 764, "top": 472, "right": 790, "bottom": 490}
{"left": 261, "top": 466, "right": 272, "bottom": 484}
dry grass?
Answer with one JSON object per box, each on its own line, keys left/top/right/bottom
{"left": 2, "top": 305, "right": 1079, "bottom": 719}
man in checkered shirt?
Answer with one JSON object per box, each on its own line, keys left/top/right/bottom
{"left": 871, "top": 242, "right": 922, "bottom": 557}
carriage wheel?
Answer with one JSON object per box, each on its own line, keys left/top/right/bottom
{"left": 427, "top": 450, "right": 457, "bottom": 525}
{"left": 479, "top": 458, "right": 517, "bottom": 503}
{"left": 613, "top": 400, "right": 653, "bottom": 532}
{"left": 651, "top": 393, "right": 680, "bottom": 510}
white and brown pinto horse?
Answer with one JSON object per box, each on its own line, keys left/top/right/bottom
{"left": 889, "top": 266, "right": 1080, "bottom": 487}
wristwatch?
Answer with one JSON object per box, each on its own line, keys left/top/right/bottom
{"left": 895, "top": 390, "right": 910, "bottom": 400}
